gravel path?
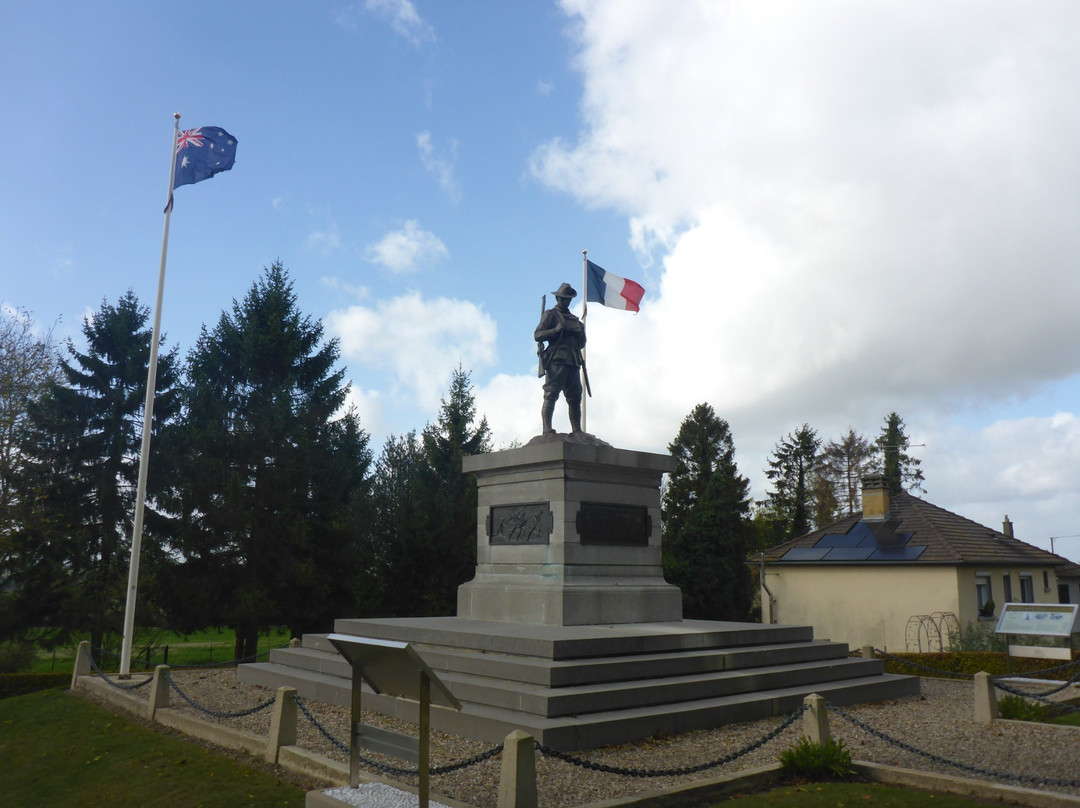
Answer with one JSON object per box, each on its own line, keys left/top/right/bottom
{"left": 120, "top": 670, "right": 1080, "bottom": 807}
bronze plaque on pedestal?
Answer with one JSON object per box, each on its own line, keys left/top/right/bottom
{"left": 576, "top": 502, "right": 650, "bottom": 546}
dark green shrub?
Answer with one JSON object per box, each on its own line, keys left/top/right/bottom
{"left": 779, "top": 737, "right": 855, "bottom": 781}
{"left": 0, "top": 673, "right": 70, "bottom": 699}
{"left": 0, "top": 641, "right": 36, "bottom": 673}
{"left": 997, "top": 694, "right": 1049, "bottom": 722}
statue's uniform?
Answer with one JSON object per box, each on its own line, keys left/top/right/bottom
{"left": 535, "top": 306, "right": 586, "bottom": 432}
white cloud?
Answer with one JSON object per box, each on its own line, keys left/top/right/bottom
{"left": 364, "top": 220, "right": 448, "bottom": 273}
{"left": 305, "top": 224, "right": 342, "bottom": 255}
{"left": 417, "top": 132, "right": 462, "bottom": 204}
{"left": 334, "top": 0, "right": 434, "bottom": 45}
{"left": 516, "top": 0, "right": 1080, "bottom": 558}
{"left": 326, "top": 292, "right": 497, "bottom": 409}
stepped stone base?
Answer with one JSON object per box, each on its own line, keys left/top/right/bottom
{"left": 238, "top": 616, "right": 919, "bottom": 750}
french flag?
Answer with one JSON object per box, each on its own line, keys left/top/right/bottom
{"left": 586, "top": 260, "right": 645, "bottom": 312}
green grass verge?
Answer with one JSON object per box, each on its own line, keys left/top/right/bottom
{"left": 0, "top": 690, "right": 306, "bottom": 807}
{"left": 1049, "top": 710, "right": 1080, "bottom": 727}
{"left": 719, "top": 781, "right": 1003, "bottom": 807}
{"left": 28, "top": 626, "right": 292, "bottom": 673}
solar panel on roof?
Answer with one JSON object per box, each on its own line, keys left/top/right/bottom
{"left": 816, "top": 532, "right": 864, "bottom": 548}
{"left": 823, "top": 546, "right": 876, "bottom": 561}
{"left": 868, "top": 545, "right": 926, "bottom": 561}
{"left": 781, "top": 547, "right": 831, "bottom": 561}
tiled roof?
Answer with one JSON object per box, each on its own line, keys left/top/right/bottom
{"left": 1057, "top": 562, "right": 1080, "bottom": 580}
{"left": 759, "top": 491, "right": 1068, "bottom": 567}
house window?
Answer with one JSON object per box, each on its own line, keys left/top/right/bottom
{"left": 976, "top": 574, "right": 993, "bottom": 614}
{"left": 1044, "top": 570, "right": 1051, "bottom": 593}
{"left": 1019, "top": 574, "right": 1035, "bottom": 603}
{"left": 1061, "top": 583, "right": 1071, "bottom": 604}
{"left": 1002, "top": 574, "right": 1012, "bottom": 604}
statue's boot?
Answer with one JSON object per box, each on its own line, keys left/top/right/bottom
{"left": 569, "top": 402, "right": 583, "bottom": 433}
{"left": 542, "top": 400, "right": 556, "bottom": 434}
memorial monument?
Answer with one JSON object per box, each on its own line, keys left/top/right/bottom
{"left": 240, "top": 280, "right": 918, "bottom": 750}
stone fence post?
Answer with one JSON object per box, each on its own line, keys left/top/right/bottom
{"left": 802, "top": 693, "right": 831, "bottom": 745}
{"left": 266, "top": 686, "right": 298, "bottom": 763}
{"left": 973, "top": 671, "right": 997, "bottom": 725}
{"left": 498, "top": 730, "right": 537, "bottom": 808}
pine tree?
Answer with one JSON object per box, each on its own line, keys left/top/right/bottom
{"left": 2, "top": 292, "right": 180, "bottom": 652}
{"left": 819, "top": 428, "right": 875, "bottom": 516}
{"left": 173, "top": 262, "right": 370, "bottom": 656}
{"left": 876, "top": 412, "right": 924, "bottom": 495}
{"left": 763, "top": 424, "right": 821, "bottom": 539}
{"left": 662, "top": 403, "right": 753, "bottom": 620}
{"left": 421, "top": 365, "right": 491, "bottom": 613}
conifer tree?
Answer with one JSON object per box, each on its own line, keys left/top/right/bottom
{"left": 876, "top": 412, "right": 924, "bottom": 495}
{"left": 662, "top": 403, "right": 753, "bottom": 620}
{"left": 819, "top": 427, "right": 875, "bottom": 516}
{"left": 173, "top": 262, "right": 370, "bottom": 656}
{"left": 763, "top": 423, "right": 821, "bottom": 539}
{"left": 2, "top": 293, "right": 180, "bottom": 651}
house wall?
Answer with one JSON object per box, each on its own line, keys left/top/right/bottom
{"left": 956, "top": 565, "right": 1061, "bottom": 622}
{"left": 760, "top": 565, "right": 960, "bottom": 652}
{"left": 760, "top": 563, "right": 1063, "bottom": 652}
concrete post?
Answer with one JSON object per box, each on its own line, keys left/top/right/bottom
{"left": 973, "top": 671, "right": 998, "bottom": 725}
{"left": 802, "top": 693, "right": 831, "bottom": 745}
{"left": 497, "top": 730, "right": 538, "bottom": 808}
{"left": 266, "top": 686, "right": 298, "bottom": 763}
{"left": 70, "top": 641, "right": 92, "bottom": 690}
{"left": 861, "top": 644, "right": 876, "bottom": 661}
{"left": 148, "top": 665, "right": 171, "bottom": 721}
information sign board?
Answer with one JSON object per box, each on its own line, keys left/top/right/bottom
{"left": 994, "top": 603, "right": 1080, "bottom": 638}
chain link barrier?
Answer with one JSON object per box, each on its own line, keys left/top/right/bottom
{"left": 873, "top": 649, "right": 974, "bottom": 679}
{"left": 993, "top": 678, "right": 1080, "bottom": 714}
{"left": 162, "top": 669, "right": 276, "bottom": 718}
{"left": 291, "top": 695, "right": 504, "bottom": 777}
{"left": 85, "top": 648, "right": 154, "bottom": 691}
{"left": 826, "top": 701, "right": 1080, "bottom": 789}
{"left": 535, "top": 703, "right": 808, "bottom": 778}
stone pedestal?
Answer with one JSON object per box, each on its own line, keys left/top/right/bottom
{"left": 457, "top": 440, "right": 682, "bottom": 625}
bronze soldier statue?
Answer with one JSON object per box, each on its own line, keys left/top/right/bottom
{"left": 535, "top": 283, "right": 587, "bottom": 434}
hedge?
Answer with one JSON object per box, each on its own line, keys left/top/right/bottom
{"left": 0, "top": 673, "right": 71, "bottom": 699}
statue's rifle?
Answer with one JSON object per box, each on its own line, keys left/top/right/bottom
{"left": 536, "top": 295, "right": 547, "bottom": 377}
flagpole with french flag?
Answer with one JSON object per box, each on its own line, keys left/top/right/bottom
{"left": 119, "top": 114, "right": 237, "bottom": 676}
{"left": 579, "top": 250, "right": 646, "bottom": 434}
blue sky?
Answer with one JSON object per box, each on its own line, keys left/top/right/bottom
{"left": 4, "top": 1, "right": 1080, "bottom": 562}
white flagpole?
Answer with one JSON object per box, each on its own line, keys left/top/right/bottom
{"left": 581, "top": 249, "right": 588, "bottom": 433}
{"left": 120, "top": 112, "right": 180, "bottom": 676}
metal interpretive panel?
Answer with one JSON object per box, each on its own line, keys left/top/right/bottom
{"left": 576, "top": 502, "right": 650, "bottom": 546}
{"left": 488, "top": 503, "right": 553, "bottom": 545}
{"left": 995, "top": 603, "right": 1080, "bottom": 638}
{"left": 326, "top": 633, "right": 461, "bottom": 804}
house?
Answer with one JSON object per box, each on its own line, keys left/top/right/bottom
{"left": 757, "top": 475, "right": 1068, "bottom": 652}
{"left": 1057, "top": 562, "right": 1080, "bottom": 605}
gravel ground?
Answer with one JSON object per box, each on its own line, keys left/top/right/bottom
{"left": 116, "top": 670, "right": 1080, "bottom": 807}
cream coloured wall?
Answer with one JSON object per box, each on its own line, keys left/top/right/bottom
{"left": 760, "top": 565, "right": 960, "bottom": 652}
{"left": 760, "top": 563, "right": 1063, "bottom": 652}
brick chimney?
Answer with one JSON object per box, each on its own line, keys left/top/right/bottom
{"left": 1002, "top": 515, "right": 1013, "bottom": 538}
{"left": 862, "top": 475, "right": 890, "bottom": 521}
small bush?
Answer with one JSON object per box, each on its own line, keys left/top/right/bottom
{"left": 997, "top": 694, "right": 1050, "bottom": 722}
{"left": 779, "top": 737, "right": 855, "bottom": 781}
{"left": 0, "top": 672, "right": 70, "bottom": 699}
{"left": 0, "top": 641, "right": 36, "bottom": 673}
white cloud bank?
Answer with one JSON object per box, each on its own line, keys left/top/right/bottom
{"left": 497, "top": 0, "right": 1080, "bottom": 554}
{"left": 327, "top": 292, "right": 497, "bottom": 410}
{"left": 365, "top": 220, "right": 449, "bottom": 273}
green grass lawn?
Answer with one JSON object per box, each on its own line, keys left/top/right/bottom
{"left": 28, "top": 626, "right": 292, "bottom": 673}
{"left": 0, "top": 689, "right": 307, "bottom": 807}
{"left": 719, "top": 781, "right": 1004, "bottom": 807}
{"left": 1049, "top": 710, "right": 1080, "bottom": 726}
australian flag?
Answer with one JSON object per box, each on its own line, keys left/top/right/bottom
{"left": 169, "top": 126, "right": 237, "bottom": 205}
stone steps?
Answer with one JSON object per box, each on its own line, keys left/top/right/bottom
{"left": 238, "top": 617, "right": 919, "bottom": 750}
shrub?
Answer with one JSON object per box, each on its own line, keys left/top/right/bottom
{"left": 0, "top": 641, "right": 36, "bottom": 673}
{"left": 0, "top": 672, "right": 70, "bottom": 699}
{"left": 997, "top": 694, "right": 1050, "bottom": 722}
{"left": 779, "top": 737, "right": 855, "bottom": 781}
